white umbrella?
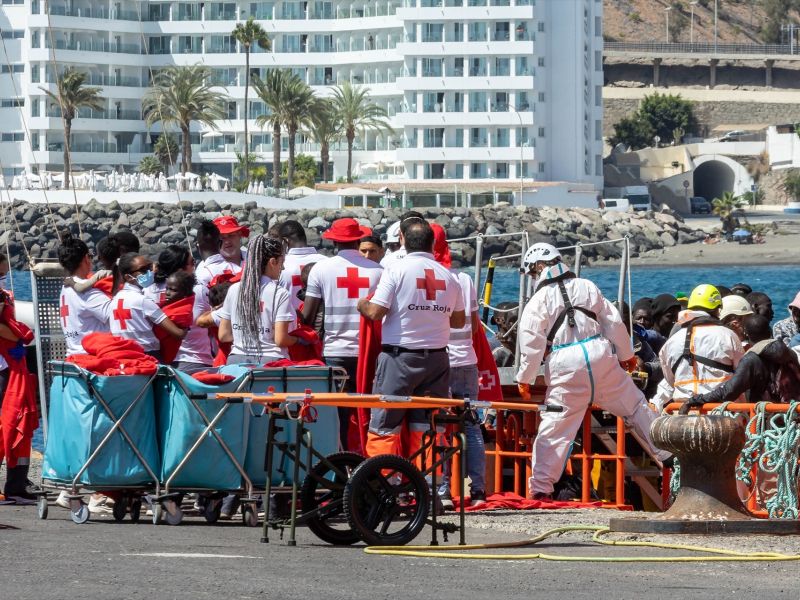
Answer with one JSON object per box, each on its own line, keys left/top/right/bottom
{"left": 182, "top": 171, "right": 200, "bottom": 180}
{"left": 360, "top": 162, "right": 379, "bottom": 171}
{"left": 352, "top": 162, "right": 362, "bottom": 177}
{"left": 11, "top": 175, "right": 19, "bottom": 189}
{"left": 210, "top": 174, "right": 220, "bottom": 192}
{"left": 247, "top": 181, "right": 254, "bottom": 194}
{"left": 0, "top": 174, "right": 5, "bottom": 189}
{"left": 336, "top": 187, "right": 382, "bottom": 197}
{"left": 88, "top": 170, "right": 96, "bottom": 191}
{"left": 166, "top": 173, "right": 186, "bottom": 180}
{"left": 288, "top": 185, "right": 316, "bottom": 198}
{"left": 202, "top": 131, "right": 223, "bottom": 138}
{"left": 20, "top": 173, "right": 29, "bottom": 189}
{"left": 138, "top": 174, "right": 147, "bottom": 191}
{"left": 96, "top": 164, "right": 116, "bottom": 172}
{"left": 257, "top": 181, "right": 264, "bottom": 195}
{"left": 159, "top": 173, "right": 170, "bottom": 192}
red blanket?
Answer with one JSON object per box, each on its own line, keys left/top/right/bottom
{"left": 93, "top": 275, "right": 114, "bottom": 298}
{"left": 263, "top": 359, "right": 326, "bottom": 368}
{"left": 212, "top": 333, "right": 231, "bottom": 367}
{"left": 192, "top": 371, "right": 236, "bottom": 385}
{"left": 67, "top": 332, "right": 159, "bottom": 376}
{"left": 473, "top": 323, "right": 503, "bottom": 402}
{"left": 153, "top": 295, "right": 195, "bottom": 365}
{"left": 355, "top": 294, "right": 382, "bottom": 455}
{"left": 0, "top": 292, "right": 37, "bottom": 468}
{"left": 287, "top": 325, "right": 322, "bottom": 362}
{"left": 452, "top": 492, "right": 630, "bottom": 512}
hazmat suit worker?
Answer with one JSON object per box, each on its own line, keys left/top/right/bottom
{"left": 516, "top": 244, "right": 672, "bottom": 499}
{"left": 652, "top": 284, "right": 745, "bottom": 413}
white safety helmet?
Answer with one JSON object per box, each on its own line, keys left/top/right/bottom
{"left": 385, "top": 221, "right": 401, "bottom": 244}
{"left": 522, "top": 243, "right": 562, "bottom": 274}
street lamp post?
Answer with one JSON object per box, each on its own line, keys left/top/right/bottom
{"left": 666, "top": 6, "right": 672, "bottom": 43}
{"left": 690, "top": 1, "right": 698, "bottom": 43}
{"left": 505, "top": 102, "right": 524, "bottom": 205}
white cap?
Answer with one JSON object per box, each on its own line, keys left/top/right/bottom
{"left": 523, "top": 243, "right": 562, "bottom": 273}
{"left": 385, "top": 221, "right": 401, "bottom": 244}
{"left": 719, "top": 295, "right": 754, "bottom": 321}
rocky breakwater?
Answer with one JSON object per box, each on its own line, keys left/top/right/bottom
{"left": 2, "top": 199, "right": 705, "bottom": 271}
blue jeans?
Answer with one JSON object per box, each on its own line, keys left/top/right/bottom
{"left": 440, "top": 364, "right": 485, "bottom": 494}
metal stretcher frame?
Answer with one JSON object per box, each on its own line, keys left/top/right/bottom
{"left": 38, "top": 362, "right": 161, "bottom": 522}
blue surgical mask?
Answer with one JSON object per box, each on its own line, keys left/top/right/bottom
{"left": 135, "top": 270, "right": 154, "bottom": 288}
{"left": 0, "top": 276, "right": 8, "bottom": 290}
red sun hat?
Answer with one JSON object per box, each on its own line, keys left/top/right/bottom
{"left": 322, "top": 218, "right": 372, "bottom": 242}
{"left": 430, "top": 223, "right": 452, "bottom": 268}
{"left": 214, "top": 215, "right": 250, "bottom": 238}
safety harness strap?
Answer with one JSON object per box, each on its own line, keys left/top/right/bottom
{"left": 545, "top": 280, "right": 598, "bottom": 346}
{"left": 671, "top": 320, "right": 735, "bottom": 375}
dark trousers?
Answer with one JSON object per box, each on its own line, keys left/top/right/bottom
{"left": 324, "top": 356, "right": 358, "bottom": 451}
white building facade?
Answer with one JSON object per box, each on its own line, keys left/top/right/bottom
{"left": 0, "top": 0, "right": 604, "bottom": 187}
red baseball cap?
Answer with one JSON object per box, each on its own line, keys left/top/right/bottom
{"left": 430, "top": 223, "right": 452, "bottom": 268}
{"left": 214, "top": 216, "right": 250, "bottom": 237}
{"left": 322, "top": 218, "right": 372, "bottom": 242}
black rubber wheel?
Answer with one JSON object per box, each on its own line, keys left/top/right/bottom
{"left": 38, "top": 496, "right": 48, "bottom": 520}
{"left": 204, "top": 498, "right": 222, "bottom": 524}
{"left": 343, "top": 454, "right": 429, "bottom": 547}
{"left": 130, "top": 499, "right": 142, "bottom": 523}
{"left": 299, "top": 451, "right": 366, "bottom": 545}
{"left": 113, "top": 497, "right": 128, "bottom": 522}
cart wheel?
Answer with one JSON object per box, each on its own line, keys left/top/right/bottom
{"left": 241, "top": 504, "right": 258, "bottom": 527}
{"left": 113, "top": 497, "right": 128, "bottom": 522}
{"left": 38, "top": 496, "right": 48, "bottom": 520}
{"left": 71, "top": 503, "right": 90, "bottom": 524}
{"left": 152, "top": 503, "right": 163, "bottom": 525}
{"left": 204, "top": 498, "right": 221, "bottom": 524}
{"left": 130, "top": 499, "right": 142, "bottom": 523}
{"left": 343, "top": 455, "right": 429, "bottom": 547}
{"left": 164, "top": 501, "right": 183, "bottom": 526}
{"left": 300, "top": 451, "right": 365, "bottom": 545}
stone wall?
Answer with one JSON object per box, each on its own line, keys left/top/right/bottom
{"left": 1, "top": 199, "right": 709, "bottom": 272}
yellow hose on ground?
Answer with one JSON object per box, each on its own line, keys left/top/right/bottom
{"left": 364, "top": 526, "right": 800, "bottom": 562}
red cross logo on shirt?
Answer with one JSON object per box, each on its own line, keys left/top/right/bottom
{"left": 291, "top": 265, "right": 307, "bottom": 287}
{"left": 417, "top": 269, "right": 447, "bottom": 301}
{"left": 336, "top": 268, "right": 370, "bottom": 299}
{"left": 113, "top": 299, "right": 132, "bottom": 330}
{"left": 60, "top": 296, "right": 70, "bottom": 327}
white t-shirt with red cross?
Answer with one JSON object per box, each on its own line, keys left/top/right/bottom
{"left": 278, "top": 247, "right": 327, "bottom": 311}
{"left": 371, "top": 252, "right": 464, "bottom": 350}
{"left": 174, "top": 283, "right": 214, "bottom": 366}
{"left": 305, "top": 249, "right": 383, "bottom": 357}
{"left": 143, "top": 281, "right": 166, "bottom": 306}
{"left": 447, "top": 269, "right": 478, "bottom": 367}
{"left": 59, "top": 278, "right": 112, "bottom": 355}
{"left": 195, "top": 253, "right": 244, "bottom": 311}
{"left": 107, "top": 283, "right": 168, "bottom": 353}
{"left": 213, "top": 276, "right": 295, "bottom": 361}
{"left": 379, "top": 246, "right": 406, "bottom": 268}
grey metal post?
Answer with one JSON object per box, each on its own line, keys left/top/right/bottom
{"left": 473, "top": 234, "right": 483, "bottom": 297}
{"left": 514, "top": 235, "right": 528, "bottom": 374}
{"left": 574, "top": 244, "right": 583, "bottom": 278}
{"left": 617, "top": 237, "right": 628, "bottom": 304}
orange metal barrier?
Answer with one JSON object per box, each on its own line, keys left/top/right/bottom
{"left": 663, "top": 401, "right": 797, "bottom": 518}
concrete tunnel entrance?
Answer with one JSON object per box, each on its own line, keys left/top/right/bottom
{"left": 693, "top": 160, "right": 736, "bottom": 202}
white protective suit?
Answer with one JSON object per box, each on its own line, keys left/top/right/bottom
{"left": 651, "top": 309, "right": 745, "bottom": 412}
{"left": 516, "top": 264, "right": 671, "bottom": 496}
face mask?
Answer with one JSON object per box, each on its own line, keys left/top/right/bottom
{"left": 0, "top": 276, "right": 7, "bottom": 290}
{"left": 135, "top": 270, "right": 154, "bottom": 288}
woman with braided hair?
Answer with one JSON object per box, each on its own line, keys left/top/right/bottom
{"left": 214, "top": 235, "right": 299, "bottom": 364}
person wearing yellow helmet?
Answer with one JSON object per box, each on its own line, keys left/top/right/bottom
{"left": 651, "top": 284, "right": 745, "bottom": 413}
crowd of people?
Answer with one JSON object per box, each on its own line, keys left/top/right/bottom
{"left": 1, "top": 211, "right": 798, "bottom": 513}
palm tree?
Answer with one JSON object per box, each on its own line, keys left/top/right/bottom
{"left": 39, "top": 68, "right": 105, "bottom": 190}
{"left": 712, "top": 191, "right": 745, "bottom": 235}
{"left": 153, "top": 133, "right": 178, "bottom": 174}
{"left": 252, "top": 69, "right": 292, "bottom": 190}
{"left": 234, "top": 150, "right": 262, "bottom": 184}
{"left": 331, "top": 82, "right": 394, "bottom": 183}
{"left": 279, "top": 80, "right": 316, "bottom": 189}
{"left": 142, "top": 64, "right": 232, "bottom": 174}
{"left": 231, "top": 17, "right": 271, "bottom": 182}
{"left": 138, "top": 155, "right": 161, "bottom": 176}
{"left": 303, "top": 99, "right": 343, "bottom": 183}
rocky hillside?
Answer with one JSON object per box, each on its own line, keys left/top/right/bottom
{"left": 2, "top": 200, "right": 708, "bottom": 271}
{"left": 604, "top": 0, "right": 795, "bottom": 45}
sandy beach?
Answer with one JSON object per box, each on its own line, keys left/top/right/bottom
{"left": 598, "top": 233, "right": 800, "bottom": 268}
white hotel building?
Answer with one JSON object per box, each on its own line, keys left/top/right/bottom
{"left": 0, "top": 0, "right": 604, "bottom": 189}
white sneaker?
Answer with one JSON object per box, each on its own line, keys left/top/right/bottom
{"left": 55, "top": 490, "right": 71, "bottom": 509}
{"left": 88, "top": 495, "right": 114, "bottom": 514}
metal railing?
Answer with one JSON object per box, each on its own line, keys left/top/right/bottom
{"left": 604, "top": 41, "right": 800, "bottom": 56}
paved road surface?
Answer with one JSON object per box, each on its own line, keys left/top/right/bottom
{"left": 683, "top": 207, "right": 800, "bottom": 231}
{"left": 2, "top": 503, "right": 798, "bottom": 600}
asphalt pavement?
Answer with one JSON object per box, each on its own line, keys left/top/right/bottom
{"left": 2, "top": 502, "right": 799, "bottom": 600}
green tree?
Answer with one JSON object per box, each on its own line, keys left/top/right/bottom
{"left": 303, "top": 99, "right": 343, "bottom": 183}
{"left": 783, "top": 169, "right": 800, "bottom": 201}
{"left": 279, "top": 79, "right": 316, "bottom": 190}
{"left": 138, "top": 155, "right": 161, "bottom": 176}
{"left": 231, "top": 17, "right": 271, "bottom": 182}
{"left": 142, "top": 64, "right": 232, "bottom": 174}
{"left": 331, "top": 82, "right": 394, "bottom": 183}
{"left": 608, "top": 115, "right": 655, "bottom": 150}
{"left": 668, "top": 2, "right": 688, "bottom": 41}
{"left": 153, "top": 133, "right": 179, "bottom": 174}
{"left": 234, "top": 150, "right": 262, "bottom": 184}
{"left": 252, "top": 69, "right": 293, "bottom": 190}
{"left": 712, "top": 190, "right": 745, "bottom": 235}
{"left": 761, "top": 0, "right": 792, "bottom": 43}
{"left": 39, "top": 67, "right": 105, "bottom": 190}
{"left": 282, "top": 153, "right": 317, "bottom": 186}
